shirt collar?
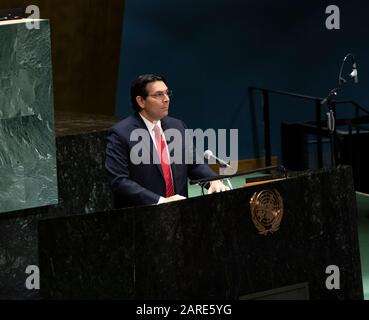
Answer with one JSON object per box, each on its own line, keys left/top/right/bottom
{"left": 139, "top": 113, "right": 163, "bottom": 133}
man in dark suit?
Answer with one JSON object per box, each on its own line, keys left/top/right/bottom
{"left": 105, "top": 74, "right": 227, "bottom": 208}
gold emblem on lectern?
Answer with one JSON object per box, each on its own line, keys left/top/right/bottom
{"left": 250, "top": 189, "right": 284, "bottom": 236}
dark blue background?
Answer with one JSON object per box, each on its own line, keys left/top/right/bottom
{"left": 116, "top": 0, "right": 369, "bottom": 160}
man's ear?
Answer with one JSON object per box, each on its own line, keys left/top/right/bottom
{"left": 136, "top": 96, "right": 145, "bottom": 109}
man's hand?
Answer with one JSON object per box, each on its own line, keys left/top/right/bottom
{"left": 161, "top": 194, "right": 187, "bottom": 203}
{"left": 208, "top": 180, "right": 230, "bottom": 194}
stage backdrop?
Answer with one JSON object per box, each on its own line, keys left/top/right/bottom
{"left": 116, "top": 0, "right": 369, "bottom": 160}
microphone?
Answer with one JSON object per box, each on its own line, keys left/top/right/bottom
{"left": 204, "top": 150, "right": 232, "bottom": 168}
{"left": 350, "top": 62, "right": 358, "bottom": 83}
{"left": 338, "top": 53, "right": 359, "bottom": 85}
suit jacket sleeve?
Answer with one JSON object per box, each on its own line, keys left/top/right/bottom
{"left": 181, "top": 121, "right": 217, "bottom": 182}
{"left": 105, "top": 128, "right": 161, "bottom": 206}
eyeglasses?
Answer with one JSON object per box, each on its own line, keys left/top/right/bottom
{"left": 147, "top": 90, "right": 173, "bottom": 99}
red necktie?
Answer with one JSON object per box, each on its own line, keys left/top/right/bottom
{"left": 153, "top": 125, "right": 174, "bottom": 197}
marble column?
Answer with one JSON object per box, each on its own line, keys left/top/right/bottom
{"left": 0, "top": 19, "right": 58, "bottom": 214}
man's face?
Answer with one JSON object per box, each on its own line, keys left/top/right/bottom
{"left": 137, "top": 81, "right": 170, "bottom": 122}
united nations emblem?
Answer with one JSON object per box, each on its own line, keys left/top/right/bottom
{"left": 250, "top": 189, "right": 284, "bottom": 236}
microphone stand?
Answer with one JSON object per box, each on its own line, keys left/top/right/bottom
{"left": 321, "top": 53, "right": 357, "bottom": 168}
{"left": 321, "top": 88, "right": 338, "bottom": 167}
{"left": 219, "top": 166, "right": 234, "bottom": 191}
{"left": 203, "top": 151, "right": 235, "bottom": 193}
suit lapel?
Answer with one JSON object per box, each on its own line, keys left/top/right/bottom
{"left": 133, "top": 113, "right": 164, "bottom": 178}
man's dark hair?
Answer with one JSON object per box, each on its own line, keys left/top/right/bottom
{"left": 130, "top": 74, "right": 167, "bottom": 112}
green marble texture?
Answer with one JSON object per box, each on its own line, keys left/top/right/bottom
{"left": 0, "top": 19, "right": 58, "bottom": 213}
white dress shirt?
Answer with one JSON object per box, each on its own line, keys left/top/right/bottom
{"left": 139, "top": 113, "right": 173, "bottom": 203}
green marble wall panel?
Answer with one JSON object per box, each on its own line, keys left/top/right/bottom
{"left": 0, "top": 19, "right": 58, "bottom": 213}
